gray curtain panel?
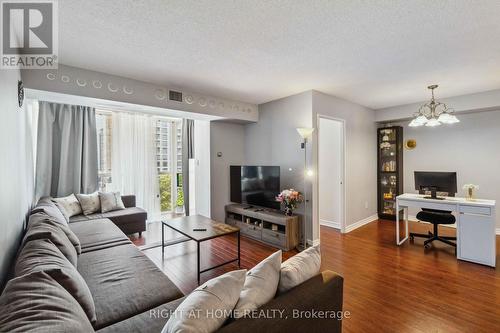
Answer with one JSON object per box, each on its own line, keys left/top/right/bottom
{"left": 182, "top": 119, "right": 194, "bottom": 215}
{"left": 35, "top": 101, "right": 98, "bottom": 198}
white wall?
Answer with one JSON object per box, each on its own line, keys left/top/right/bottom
{"left": 0, "top": 69, "right": 35, "bottom": 289}
{"left": 393, "top": 109, "right": 500, "bottom": 228}
{"left": 210, "top": 121, "right": 246, "bottom": 222}
{"left": 318, "top": 117, "right": 343, "bottom": 229}
{"left": 245, "top": 91, "right": 314, "bottom": 242}
{"left": 312, "top": 91, "right": 378, "bottom": 232}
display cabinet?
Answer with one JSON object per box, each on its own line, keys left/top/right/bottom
{"left": 377, "top": 126, "right": 403, "bottom": 220}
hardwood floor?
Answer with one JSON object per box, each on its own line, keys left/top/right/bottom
{"left": 132, "top": 220, "right": 500, "bottom": 332}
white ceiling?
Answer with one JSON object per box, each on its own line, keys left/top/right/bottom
{"left": 59, "top": 0, "right": 500, "bottom": 109}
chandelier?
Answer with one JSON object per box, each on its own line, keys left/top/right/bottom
{"left": 409, "top": 85, "right": 459, "bottom": 127}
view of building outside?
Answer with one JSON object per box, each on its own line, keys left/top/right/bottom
{"left": 96, "top": 111, "right": 183, "bottom": 213}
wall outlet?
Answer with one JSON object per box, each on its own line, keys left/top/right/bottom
{"left": 364, "top": 201, "right": 368, "bottom": 209}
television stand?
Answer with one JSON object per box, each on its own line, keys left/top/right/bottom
{"left": 225, "top": 204, "right": 299, "bottom": 251}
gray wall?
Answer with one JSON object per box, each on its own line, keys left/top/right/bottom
{"left": 0, "top": 69, "right": 35, "bottom": 289}
{"left": 210, "top": 121, "right": 246, "bottom": 222}
{"left": 311, "top": 91, "right": 378, "bottom": 233}
{"left": 393, "top": 109, "right": 500, "bottom": 229}
{"left": 245, "top": 91, "right": 314, "bottom": 242}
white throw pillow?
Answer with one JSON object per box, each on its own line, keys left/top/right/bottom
{"left": 99, "top": 192, "right": 125, "bottom": 213}
{"left": 52, "top": 194, "right": 83, "bottom": 218}
{"left": 162, "top": 270, "right": 247, "bottom": 333}
{"left": 233, "top": 250, "right": 281, "bottom": 318}
{"left": 76, "top": 192, "right": 101, "bottom": 216}
{"left": 278, "top": 244, "right": 321, "bottom": 294}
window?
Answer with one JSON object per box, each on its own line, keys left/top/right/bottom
{"left": 96, "top": 110, "right": 183, "bottom": 214}
{"left": 96, "top": 111, "right": 113, "bottom": 192}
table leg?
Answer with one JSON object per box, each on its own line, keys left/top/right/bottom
{"left": 237, "top": 231, "right": 241, "bottom": 268}
{"left": 396, "top": 201, "right": 400, "bottom": 245}
{"left": 197, "top": 241, "right": 201, "bottom": 286}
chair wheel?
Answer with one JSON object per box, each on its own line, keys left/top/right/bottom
{"left": 424, "top": 244, "right": 430, "bottom": 249}
{"left": 410, "top": 235, "right": 414, "bottom": 241}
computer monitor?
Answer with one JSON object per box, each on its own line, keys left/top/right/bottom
{"left": 414, "top": 171, "right": 457, "bottom": 199}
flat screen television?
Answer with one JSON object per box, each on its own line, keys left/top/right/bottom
{"left": 230, "top": 165, "right": 280, "bottom": 210}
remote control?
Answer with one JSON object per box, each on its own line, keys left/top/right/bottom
{"left": 193, "top": 228, "right": 207, "bottom": 231}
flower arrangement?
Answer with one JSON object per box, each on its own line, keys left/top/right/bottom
{"left": 462, "top": 184, "right": 479, "bottom": 201}
{"left": 276, "top": 189, "right": 304, "bottom": 216}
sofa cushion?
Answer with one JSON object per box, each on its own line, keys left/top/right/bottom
{"left": 52, "top": 193, "right": 83, "bottom": 218}
{"left": 76, "top": 192, "right": 102, "bottom": 215}
{"left": 77, "top": 243, "right": 183, "bottom": 329}
{"left": 23, "top": 213, "right": 80, "bottom": 266}
{"left": 278, "top": 244, "right": 321, "bottom": 294}
{"left": 15, "top": 239, "right": 97, "bottom": 325}
{"left": 163, "top": 270, "right": 247, "bottom": 333}
{"left": 69, "top": 218, "right": 131, "bottom": 252}
{"left": 97, "top": 297, "right": 185, "bottom": 333}
{"left": 0, "top": 270, "right": 95, "bottom": 333}
{"left": 99, "top": 192, "right": 125, "bottom": 213}
{"left": 69, "top": 207, "right": 147, "bottom": 235}
{"left": 32, "top": 196, "right": 69, "bottom": 224}
{"left": 234, "top": 250, "right": 282, "bottom": 317}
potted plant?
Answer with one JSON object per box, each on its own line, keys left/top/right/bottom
{"left": 276, "top": 189, "right": 304, "bottom": 216}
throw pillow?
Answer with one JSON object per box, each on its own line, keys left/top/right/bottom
{"left": 23, "top": 213, "right": 80, "bottom": 266}
{"left": 233, "top": 250, "right": 282, "bottom": 318}
{"left": 32, "top": 197, "right": 69, "bottom": 224}
{"left": 163, "top": 270, "right": 247, "bottom": 333}
{"left": 52, "top": 193, "right": 83, "bottom": 218}
{"left": 99, "top": 191, "right": 125, "bottom": 213}
{"left": 15, "top": 238, "right": 97, "bottom": 325}
{"left": 278, "top": 244, "right": 321, "bottom": 294}
{"left": 0, "top": 271, "right": 95, "bottom": 332}
{"left": 76, "top": 192, "right": 101, "bottom": 215}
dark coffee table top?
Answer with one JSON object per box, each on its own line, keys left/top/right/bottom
{"left": 162, "top": 215, "right": 239, "bottom": 242}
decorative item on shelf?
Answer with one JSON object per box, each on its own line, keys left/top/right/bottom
{"left": 409, "top": 85, "right": 460, "bottom": 127}
{"left": 463, "top": 184, "right": 479, "bottom": 201}
{"left": 276, "top": 189, "right": 304, "bottom": 216}
{"left": 383, "top": 188, "right": 394, "bottom": 200}
{"left": 405, "top": 139, "right": 417, "bottom": 150}
{"left": 380, "top": 141, "right": 391, "bottom": 149}
{"left": 246, "top": 218, "right": 251, "bottom": 224}
{"left": 271, "top": 224, "right": 278, "bottom": 231}
{"left": 382, "top": 160, "right": 396, "bottom": 172}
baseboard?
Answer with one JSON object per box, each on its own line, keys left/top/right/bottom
{"left": 345, "top": 214, "right": 378, "bottom": 233}
{"left": 306, "top": 239, "right": 321, "bottom": 247}
{"left": 319, "top": 219, "right": 340, "bottom": 229}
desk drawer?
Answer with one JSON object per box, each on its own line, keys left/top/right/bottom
{"left": 459, "top": 205, "right": 491, "bottom": 216}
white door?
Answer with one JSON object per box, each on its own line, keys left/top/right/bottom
{"left": 318, "top": 117, "right": 345, "bottom": 230}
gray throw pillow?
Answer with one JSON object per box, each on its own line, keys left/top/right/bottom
{"left": 278, "top": 244, "right": 321, "bottom": 294}
{"left": 99, "top": 191, "right": 125, "bottom": 213}
{"left": 163, "top": 270, "right": 247, "bottom": 333}
{"left": 76, "top": 192, "right": 101, "bottom": 215}
{"left": 23, "top": 212, "right": 80, "bottom": 266}
{"left": 32, "top": 196, "right": 69, "bottom": 224}
{"left": 0, "top": 270, "right": 95, "bottom": 332}
{"left": 234, "top": 250, "right": 282, "bottom": 318}
{"left": 15, "top": 238, "right": 97, "bottom": 325}
{"left": 52, "top": 193, "right": 83, "bottom": 218}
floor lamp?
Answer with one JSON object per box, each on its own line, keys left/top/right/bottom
{"left": 296, "top": 127, "right": 314, "bottom": 250}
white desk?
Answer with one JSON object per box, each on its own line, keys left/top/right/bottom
{"left": 396, "top": 193, "right": 496, "bottom": 267}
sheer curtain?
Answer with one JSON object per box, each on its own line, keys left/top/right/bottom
{"left": 110, "top": 112, "right": 161, "bottom": 221}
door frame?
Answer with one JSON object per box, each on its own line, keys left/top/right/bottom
{"left": 316, "top": 114, "right": 347, "bottom": 233}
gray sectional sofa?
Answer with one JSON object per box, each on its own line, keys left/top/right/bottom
{"left": 0, "top": 196, "right": 344, "bottom": 332}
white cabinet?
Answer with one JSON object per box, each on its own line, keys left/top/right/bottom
{"left": 457, "top": 208, "right": 496, "bottom": 267}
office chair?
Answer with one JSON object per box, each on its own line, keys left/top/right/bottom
{"left": 409, "top": 191, "right": 457, "bottom": 250}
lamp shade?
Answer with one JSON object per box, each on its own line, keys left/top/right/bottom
{"left": 296, "top": 127, "right": 315, "bottom": 139}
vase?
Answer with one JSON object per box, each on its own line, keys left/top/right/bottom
{"left": 466, "top": 188, "right": 474, "bottom": 201}
{"left": 284, "top": 206, "right": 293, "bottom": 216}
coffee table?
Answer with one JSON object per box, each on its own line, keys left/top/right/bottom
{"left": 161, "top": 215, "right": 240, "bottom": 285}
